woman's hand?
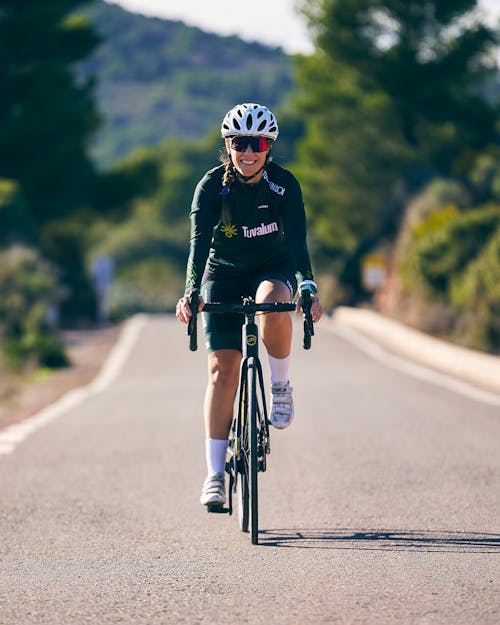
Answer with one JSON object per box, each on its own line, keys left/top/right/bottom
{"left": 176, "top": 293, "right": 204, "bottom": 324}
{"left": 295, "top": 294, "right": 323, "bottom": 323}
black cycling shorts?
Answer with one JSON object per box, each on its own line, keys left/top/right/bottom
{"left": 200, "top": 262, "right": 297, "bottom": 353}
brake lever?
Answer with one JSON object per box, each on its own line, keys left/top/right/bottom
{"left": 187, "top": 290, "right": 200, "bottom": 351}
{"left": 301, "top": 290, "right": 314, "bottom": 350}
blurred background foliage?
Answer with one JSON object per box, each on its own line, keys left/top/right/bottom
{"left": 78, "top": 2, "right": 295, "bottom": 168}
{"left": 0, "top": 245, "right": 68, "bottom": 369}
{"left": 0, "top": 0, "right": 499, "bottom": 373}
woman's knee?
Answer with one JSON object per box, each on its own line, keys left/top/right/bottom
{"left": 207, "top": 350, "right": 241, "bottom": 386}
{"left": 255, "top": 279, "right": 290, "bottom": 303}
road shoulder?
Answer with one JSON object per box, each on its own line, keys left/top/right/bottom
{"left": 0, "top": 324, "right": 122, "bottom": 431}
{"left": 333, "top": 306, "right": 500, "bottom": 394}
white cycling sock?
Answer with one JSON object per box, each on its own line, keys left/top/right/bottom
{"left": 205, "top": 438, "right": 228, "bottom": 476}
{"left": 268, "top": 354, "right": 291, "bottom": 385}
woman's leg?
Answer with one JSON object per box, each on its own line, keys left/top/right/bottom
{"left": 255, "top": 279, "right": 295, "bottom": 429}
{"left": 204, "top": 349, "right": 241, "bottom": 440}
{"left": 200, "top": 348, "right": 241, "bottom": 506}
{"left": 255, "top": 279, "right": 292, "bottom": 359}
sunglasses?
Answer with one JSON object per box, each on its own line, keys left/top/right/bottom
{"left": 229, "top": 136, "right": 270, "bottom": 153}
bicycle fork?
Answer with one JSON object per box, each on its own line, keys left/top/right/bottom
{"left": 242, "top": 315, "right": 270, "bottom": 462}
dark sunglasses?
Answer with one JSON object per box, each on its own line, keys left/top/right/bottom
{"left": 230, "top": 136, "right": 270, "bottom": 152}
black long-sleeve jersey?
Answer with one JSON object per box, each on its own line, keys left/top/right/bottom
{"left": 184, "top": 161, "right": 314, "bottom": 295}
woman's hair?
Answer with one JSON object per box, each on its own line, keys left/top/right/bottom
{"left": 219, "top": 151, "right": 236, "bottom": 226}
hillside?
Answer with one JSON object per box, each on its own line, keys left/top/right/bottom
{"left": 79, "top": 2, "right": 295, "bottom": 168}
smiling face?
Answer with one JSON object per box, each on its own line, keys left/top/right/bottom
{"left": 225, "top": 137, "right": 271, "bottom": 183}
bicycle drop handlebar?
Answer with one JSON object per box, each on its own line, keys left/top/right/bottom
{"left": 187, "top": 290, "right": 314, "bottom": 352}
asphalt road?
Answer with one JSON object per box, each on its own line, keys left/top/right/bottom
{"left": 1, "top": 315, "right": 499, "bottom": 625}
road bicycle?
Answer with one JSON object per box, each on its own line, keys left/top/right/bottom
{"left": 187, "top": 290, "right": 314, "bottom": 545}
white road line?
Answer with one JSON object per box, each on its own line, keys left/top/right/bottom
{"left": 333, "top": 322, "right": 500, "bottom": 406}
{"left": 89, "top": 314, "right": 148, "bottom": 393}
{"left": 0, "top": 314, "right": 148, "bottom": 458}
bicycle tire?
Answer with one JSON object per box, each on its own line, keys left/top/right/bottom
{"left": 238, "top": 457, "right": 249, "bottom": 532}
{"left": 237, "top": 366, "right": 250, "bottom": 532}
{"left": 248, "top": 357, "right": 259, "bottom": 545}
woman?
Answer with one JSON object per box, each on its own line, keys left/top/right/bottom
{"left": 176, "top": 102, "right": 322, "bottom": 507}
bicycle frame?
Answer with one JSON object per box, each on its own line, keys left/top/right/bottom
{"left": 236, "top": 310, "right": 262, "bottom": 542}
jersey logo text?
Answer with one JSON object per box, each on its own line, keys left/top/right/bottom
{"left": 242, "top": 222, "right": 279, "bottom": 238}
{"left": 263, "top": 170, "right": 285, "bottom": 196}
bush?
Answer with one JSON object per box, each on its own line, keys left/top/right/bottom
{"left": 0, "top": 245, "right": 68, "bottom": 369}
{"left": 402, "top": 204, "right": 500, "bottom": 300}
{"left": 468, "top": 151, "right": 500, "bottom": 203}
{"left": 449, "top": 227, "right": 500, "bottom": 351}
{"left": 40, "top": 218, "right": 97, "bottom": 325}
{"left": 385, "top": 170, "right": 500, "bottom": 353}
{"left": 108, "top": 258, "right": 185, "bottom": 318}
{"left": 89, "top": 199, "right": 187, "bottom": 318}
{"left": 405, "top": 178, "right": 470, "bottom": 227}
{"left": 90, "top": 206, "right": 186, "bottom": 268}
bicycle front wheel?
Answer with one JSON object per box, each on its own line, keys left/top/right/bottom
{"left": 237, "top": 363, "right": 250, "bottom": 533}
{"left": 238, "top": 459, "right": 249, "bottom": 532}
{"left": 248, "top": 357, "right": 259, "bottom": 545}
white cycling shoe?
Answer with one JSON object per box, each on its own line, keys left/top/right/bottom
{"left": 269, "top": 381, "right": 294, "bottom": 429}
{"left": 200, "top": 472, "right": 226, "bottom": 507}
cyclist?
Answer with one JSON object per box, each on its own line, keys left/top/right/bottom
{"left": 176, "top": 103, "right": 322, "bottom": 508}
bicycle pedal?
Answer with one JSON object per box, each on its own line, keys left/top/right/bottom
{"left": 206, "top": 503, "right": 228, "bottom": 514}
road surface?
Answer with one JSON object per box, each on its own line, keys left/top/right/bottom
{"left": 1, "top": 315, "right": 499, "bottom": 624}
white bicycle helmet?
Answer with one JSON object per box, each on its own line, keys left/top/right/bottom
{"left": 221, "top": 103, "right": 279, "bottom": 140}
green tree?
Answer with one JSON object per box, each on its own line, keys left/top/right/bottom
{"left": 0, "top": 1, "right": 104, "bottom": 324}
{"left": 0, "top": 0, "right": 101, "bottom": 224}
{"left": 306, "top": 0, "right": 497, "bottom": 157}
{"left": 295, "top": 0, "right": 499, "bottom": 296}
{"left": 153, "top": 132, "right": 220, "bottom": 226}
{"left": 87, "top": 132, "right": 220, "bottom": 318}
{"left": 93, "top": 146, "right": 161, "bottom": 219}
{"left": 294, "top": 54, "right": 412, "bottom": 255}
{"left": 0, "top": 178, "right": 36, "bottom": 245}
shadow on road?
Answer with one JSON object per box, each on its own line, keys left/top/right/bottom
{"left": 258, "top": 528, "right": 500, "bottom": 553}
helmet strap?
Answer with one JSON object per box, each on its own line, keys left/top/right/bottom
{"left": 233, "top": 152, "right": 272, "bottom": 184}
{"left": 237, "top": 164, "right": 265, "bottom": 183}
